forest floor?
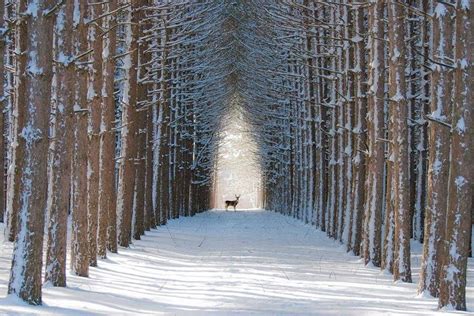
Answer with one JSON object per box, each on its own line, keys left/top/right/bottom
{"left": 0, "top": 209, "right": 472, "bottom": 315}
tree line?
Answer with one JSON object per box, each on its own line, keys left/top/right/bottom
{"left": 251, "top": 0, "right": 472, "bottom": 311}
{"left": 0, "top": 0, "right": 227, "bottom": 305}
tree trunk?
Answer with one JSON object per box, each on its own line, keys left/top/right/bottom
{"left": 438, "top": 0, "right": 473, "bottom": 310}
{"left": 349, "top": 0, "right": 367, "bottom": 256}
{"left": 98, "top": 0, "right": 118, "bottom": 256}
{"left": 5, "top": 1, "right": 23, "bottom": 243}
{"left": 117, "top": 0, "right": 139, "bottom": 248}
{"left": 86, "top": 1, "right": 103, "bottom": 267}
{"left": 363, "top": 0, "right": 384, "bottom": 268}
{"left": 44, "top": 1, "right": 75, "bottom": 287}
{"left": 0, "top": 0, "right": 5, "bottom": 223}
{"left": 143, "top": 0, "right": 155, "bottom": 230}
{"left": 70, "top": 0, "right": 90, "bottom": 278}
{"left": 8, "top": 0, "right": 55, "bottom": 305}
{"left": 419, "top": 1, "right": 453, "bottom": 296}
{"left": 388, "top": 0, "right": 411, "bottom": 283}
{"left": 158, "top": 21, "right": 171, "bottom": 225}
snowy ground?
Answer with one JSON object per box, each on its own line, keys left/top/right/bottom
{"left": 0, "top": 209, "right": 472, "bottom": 315}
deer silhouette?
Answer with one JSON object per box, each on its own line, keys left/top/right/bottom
{"left": 225, "top": 195, "right": 240, "bottom": 211}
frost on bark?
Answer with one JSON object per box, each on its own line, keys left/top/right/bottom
{"left": 45, "top": 1, "right": 75, "bottom": 287}
{"left": 8, "top": 0, "right": 56, "bottom": 305}
{"left": 438, "top": 0, "right": 472, "bottom": 310}
{"left": 419, "top": 1, "right": 453, "bottom": 297}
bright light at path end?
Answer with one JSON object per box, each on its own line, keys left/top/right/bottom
{"left": 213, "top": 110, "right": 262, "bottom": 210}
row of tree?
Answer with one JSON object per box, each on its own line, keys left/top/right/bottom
{"left": 251, "top": 0, "right": 472, "bottom": 311}
{"left": 0, "top": 0, "right": 230, "bottom": 305}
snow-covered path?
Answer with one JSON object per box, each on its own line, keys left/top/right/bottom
{"left": 0, "top": 209, "right": 472, "bottom": 315}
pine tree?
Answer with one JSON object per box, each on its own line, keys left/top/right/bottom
{"left": 0, "top": 0, "right": 5, "bottom": 224}
{"left": 364, "top": 0, "right": 384, "bottom": 267}
{"left": 388, "top": 0, "right": 411, "bottom": 283}
{"left": 86, "top": 1, "right": 103, "bottom": 267}
{"left": 438, "top": 0, "right": 473, "bottom": 310}
{"left": 98, "top": 0, "right": 118, "bottom": 256}
{"left": 45, "top": 1, "right": 75, "bottom": 287}
{"left": 419, "top": 0, "right": 453, "bottom": 296}
{"left": 8, "top": 0, "right": 56, "bottom": 305}
{"left": 117, "top": 0, "right": 139, "bottom": 248}
{"left": 70, "top": 0, "right": 89, "bottom": 278}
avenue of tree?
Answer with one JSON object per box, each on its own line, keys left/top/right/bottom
{"left": 0, "top": 0, "right": 471, "bottom": 312}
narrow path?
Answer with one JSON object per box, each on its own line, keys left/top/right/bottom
{"left": 0, "top": 210, "right": 472, "bottom": 315}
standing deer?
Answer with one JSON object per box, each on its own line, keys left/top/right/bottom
{"left": 225, "top": 195, "right": 240, "bottom": 211}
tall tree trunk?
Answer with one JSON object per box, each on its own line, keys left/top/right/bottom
{"left": 349, "top": 0, "right": 367, "bottom": 256}
{"left": 341, "top": 0, "right": 353, "bottom": 245}
{"left": 70, "top": 0, "right": 89, "bottom": 278}
{"left": 143, "top": 0, "right": 155, "bottom": 230}
{"left": 117, "top": 0, "right": 139, "bottom": 248}
{"left": 0, "top": 0, "right": 5, "bottom": 223}
{"left": 438, "top": 0, "right": 473, "bottom": 310}
{"left": 158, "top": 20, "right": 171, "bottom": 225}
{"left": 363, "top": 0, "right": 384, "bottom": 268}
{"left": 5, "top": 1, "right": 22, "bottom": 243}
{"left": 133, "top": 109, "right": 146, "bottom": 240}
{"left": 45, "top": 1, "right": 75, "bottom": 287}
{"left": 133, "top": 0, "right": 151, "bottom": 238}
{"left": 86, "top": 2, "right": 103, "bottom": 267}
{"left": 98, "top": 0, "right": 118, "bottom": 256}
{"left": 419, "top": 1, "right": 453, "bottom": 296}
{"left": 8, "top": 0, "right": 55, "bottom": 305}
{"left": 388, "top": 0, "right": 411, "bottom": 283}
{"left": 145, "top": 98, "right": 156, "bottom": 229}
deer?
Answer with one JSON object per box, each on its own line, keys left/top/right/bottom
{"left": 225, "top": 195, "right": 240, "bottom": 211}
